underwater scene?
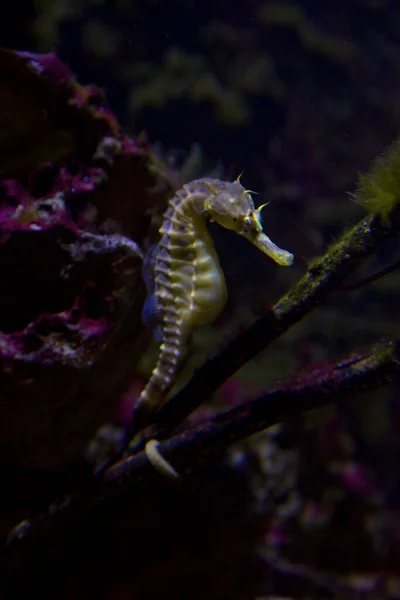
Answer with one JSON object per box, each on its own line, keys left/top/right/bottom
{"left": 1, "top": 0, "right": 400, "bottom": 598}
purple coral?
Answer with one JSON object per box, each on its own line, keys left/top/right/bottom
{"left": 0, "top": 50, "right": 172, "bottom": 471}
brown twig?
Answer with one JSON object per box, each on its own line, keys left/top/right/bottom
{"left": 129, "top": 209, "right": 400, "bottom": 452}
{"left": 109, "top": 340, "right": 400, "bottom": 481}
{"left": 5, "top": 338, "right": 400, "bottom": 555}
{"left": 4, "top": 206, "right": 400, "bottom": 573}
{"left": 340, "top": 258, "right": 400, "bottom": 291}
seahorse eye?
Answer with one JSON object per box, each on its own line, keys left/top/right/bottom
{"left": 242, "top": 216, "right": 251, "bottom": 234}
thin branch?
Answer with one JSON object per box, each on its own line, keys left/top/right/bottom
{"left": 340, "top": 258, "right": 400, "bottom": 291}
{"left": 5, "top": 339, "right": 400, "bottom": 554}
{"left": 113, "top": 340, "right": 400, "bottom": 480}
{"left": 130, "top": 209, "right": 400, "bottom": 451}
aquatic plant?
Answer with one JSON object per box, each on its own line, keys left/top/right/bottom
{"left": 354, "top": 136, "right": 400, "bottom": 219}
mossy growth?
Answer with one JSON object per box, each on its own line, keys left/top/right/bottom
{"left": 354, "top": 136, "right": 400, "bottom": 220}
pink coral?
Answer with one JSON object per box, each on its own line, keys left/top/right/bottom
{"left": 0, "top": 50, "right": 172, "bottom": 472}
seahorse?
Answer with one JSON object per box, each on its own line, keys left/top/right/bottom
{"left": 134, "top": 176, "right": 294, "bottom": 431}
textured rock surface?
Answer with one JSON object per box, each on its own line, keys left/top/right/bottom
{"left": 0, "top": 50, "right": 173, "bottom": 470}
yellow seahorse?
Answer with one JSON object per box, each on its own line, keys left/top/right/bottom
{"left": 133, "top": 176, "right": 294, "bottom": 434}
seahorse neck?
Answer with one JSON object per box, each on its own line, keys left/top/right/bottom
{"left": 175, "top": 184, "right": 214, "bottom": 243}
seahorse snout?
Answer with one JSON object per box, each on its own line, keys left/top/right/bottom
{"left": 248, "top": 231, "right": 294, "bottom": 266}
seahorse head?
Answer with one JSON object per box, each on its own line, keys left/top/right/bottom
{"left": 203, "top": 177, "right": 294, "bottom": 267}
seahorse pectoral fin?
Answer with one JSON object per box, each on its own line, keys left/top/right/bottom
{"left": 141, "top": 294, "right": 163, "bottom": 341}
{"left": 247, "top": 231, "right": 294, "bottom": 266}
{"left": 141, "top": 244, "right": 164, "bottom": 340}
{"left": 142, "top": 244, "right": 160, "bottom": 294}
